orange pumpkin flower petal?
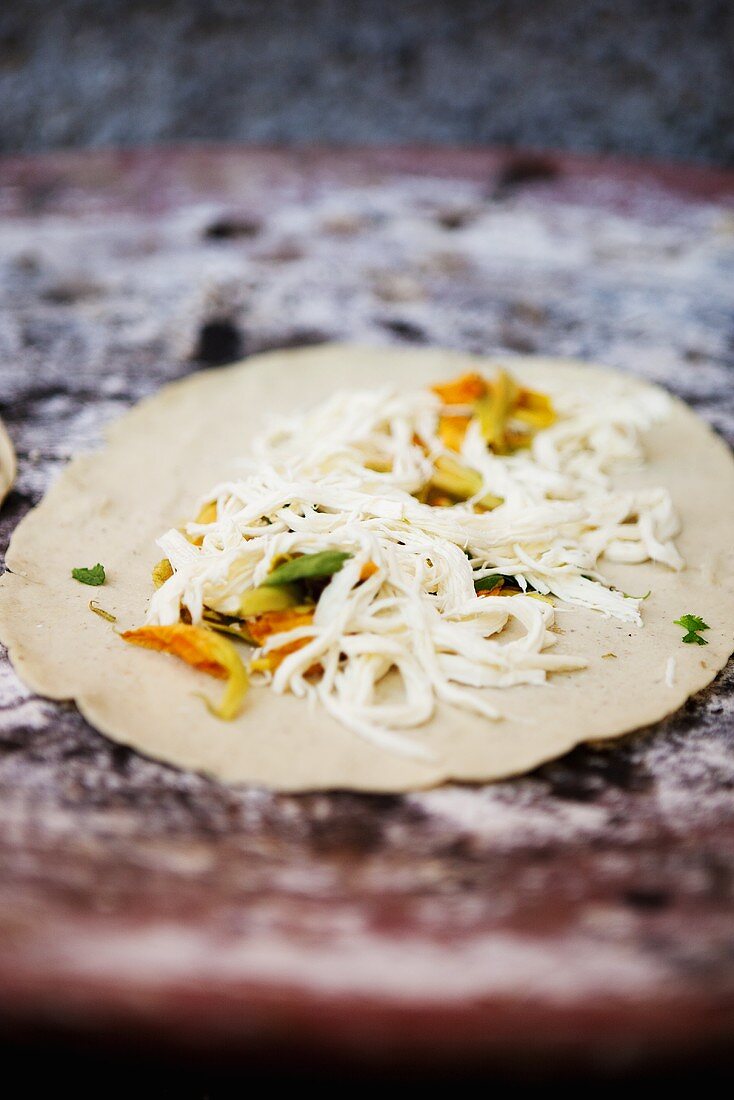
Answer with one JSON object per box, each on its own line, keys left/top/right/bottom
{"left": 121, "top": 623, "right": 248, "bottom": 720}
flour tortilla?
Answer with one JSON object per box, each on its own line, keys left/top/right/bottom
{"left": 0, "top": 345, "right": 732, "bottom": 792}
{"left": 0, "top": 417, "right": 15, "bottom": 505}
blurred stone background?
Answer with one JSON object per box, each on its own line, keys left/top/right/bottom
{"left": 0, "top": 0, "right": 731, "bottom": 164}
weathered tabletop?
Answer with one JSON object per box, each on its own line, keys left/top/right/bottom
{"left": 0, "top": 147, "right": 733, "bottom": 1075}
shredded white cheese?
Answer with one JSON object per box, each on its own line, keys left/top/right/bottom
{"left": 147, "top": 370, "right": 682, "bottom": 758}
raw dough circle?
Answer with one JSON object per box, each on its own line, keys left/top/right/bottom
{"left": 1, "top": 345, "right": 732, "bottom": 792}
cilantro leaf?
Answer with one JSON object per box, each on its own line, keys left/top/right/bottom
{"left": 675, "top": 614, "right": 709, "bottom": 633}
{"left": 674, "top": 613, "right": 710, "bottom": 645}
{"left": 264, "top": 551, "right": 351, "bottom": 587}
{"left": 72, "top": 562, "right": 106, "bottom": 586}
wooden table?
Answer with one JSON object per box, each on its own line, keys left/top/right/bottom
{"left": 0, "top": 147, "right": 733, "bottom": 1078}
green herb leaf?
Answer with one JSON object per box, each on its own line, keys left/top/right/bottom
{"left": 674, "top": 613, "right": 710, "bottom": 645}
{"left": 675, "top": 613, "right": 708, "bottom": 633}
{"left": 72, "top": 562, "right": 106, "bottom": 586}
{"left": 264, "top": 551, "right": 352, "bottom": 587}
{"left": 474, "top": 573, "right": 505, "bottom": 593}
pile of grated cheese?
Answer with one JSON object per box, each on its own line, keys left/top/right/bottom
{"left": 147, "top": 368, "right": 682, "bottom": 759}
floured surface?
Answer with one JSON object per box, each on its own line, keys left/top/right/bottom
{"left": 1, "top": 345, "right": 732, "bottom": 792}
{"left": 1, "top": 149, "right": 734, "bottom": 1067}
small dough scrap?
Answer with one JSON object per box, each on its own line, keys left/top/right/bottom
{"left": 0, "top": 418, "right": 16, "bottom": 505}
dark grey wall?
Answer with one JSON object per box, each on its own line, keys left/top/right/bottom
{"left": 1, "top": 0, "right": 732, "bottom": 164}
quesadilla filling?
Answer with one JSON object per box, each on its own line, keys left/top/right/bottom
{"left": 124, "top": 366, "right": 682, "bottom": 759}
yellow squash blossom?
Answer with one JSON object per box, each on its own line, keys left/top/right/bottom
{"left": 122, "top": 623, "right": 248, "bottom": 720}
